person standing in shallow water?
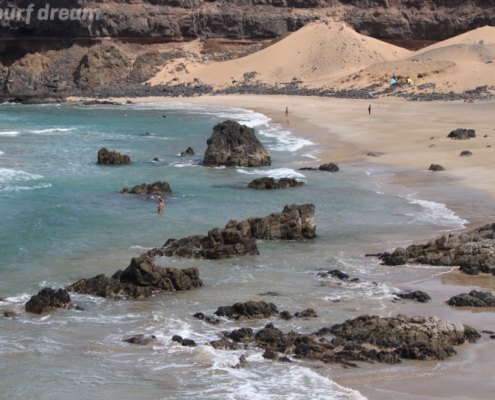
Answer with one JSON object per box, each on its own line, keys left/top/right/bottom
{"left": 157, "top": 197, "right": 164, "bottom": 213}
{"left": 285, "top": 107, "right": 289, "bottom": 117}
{"left": 368, "top": 104, "right": 371, "bottom": 115}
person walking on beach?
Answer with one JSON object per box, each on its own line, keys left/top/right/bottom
{"left": 368, "top": 104, "right": 371, "bottom": 115}
{"left": 157, "top": 197, "right": 164, "bottom": 213}
{"left": 285, "top": 107, "right": 289, "bottom": 117}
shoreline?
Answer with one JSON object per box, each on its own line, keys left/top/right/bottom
{"left": 68, "top": 94, "right": 495, "bottom": 399}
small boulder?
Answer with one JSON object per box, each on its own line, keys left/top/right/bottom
{"left": 122, "top": 181, "right": 172, "bottom": 195}
{"left": 123, "top": 334, "right": 157, "bottom": 345}
{"left": 447, "top": 290, "right": 495, "bottom": 307}
{"left": 460, "top": 150, "right": 473, "bottom": 157}
{"left": 25, "top": 288, "right": 72, "bottom": 314}
{"left": 247, "top": 177, "right": 304, "bottom": 190}
{"left": 395, "top": 290, "right": 431, "bottom": 303}
{"left": 429, "top": 164, "right": 446, "bottom": 171}
{"left": 97, "top": 148, "right": 131, "bottom": 165}
{"left": 447, "top": 129, "right": 476, "bottom": 140}
{"left": 318, "top": 163, "right": 339, "bottom": 172}
{"left": 214, "top": 300, "right": 278, "bottom": 320}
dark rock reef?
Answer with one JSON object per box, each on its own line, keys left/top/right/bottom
{"left": 25, "top": 287, "right": 72, "bottom": 314}
{"left": 215, "top": 314, "right": 479, "bottom": 366}
{"left": 203, "top": 120, "right": 271, "bottom": 167}
{"left": 378, "top": 223, "right": 495, "bottom": 275}
{"left": 394, "top": 290, "right": 431, "bottom": 303}
{"left": 447, "top": 290, "right": 495, "bottom": 307}
{"left": 151, "top": 204, "right": 316, "bottom": 259}
{"left": 97, "top": 148, "right": 131, "bottom": 165}
{"left": 66, "top": 254, "right": 202, "bottom": 299}
{"left": 121, "top": 181, "right": 172, "bottom": 195}
{"left": 214, "top": 300, "right": 278, "bottom": 320}
{"left": 319, "top": 163, "right": 339, "bottom": 172}
{"left": 247, "top": 177, "right": 304, "bottom": 190}
{"left": 180, "top": 147, "right": 195, "bottom": 157}
{"left": 447, "top": 129, "right": 476, "bottom": 140}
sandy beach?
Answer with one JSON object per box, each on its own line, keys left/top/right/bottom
{"left": 68, "top": 93, "right": 495, "bottom": 399}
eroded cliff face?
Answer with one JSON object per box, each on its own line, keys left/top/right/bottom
{"left": 0, "top": 0, "right": 494, "bottom": 41}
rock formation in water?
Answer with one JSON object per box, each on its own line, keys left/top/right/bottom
{"left": 394, "top": 290, "right": 431, "bottom": 303}
{"left": 150, "top": 204, "right": 316, "bottom": 259}
{"left": 447, "top": 290, "right": 495, "bottom": 307}
{"left": 214, "top": 300, "right": 279, "bottom": 320}
{"left": 378, "top": 223, "right": 495, "bottom": 275}
{"left": 213, "top": 314, "right": 479, "bottom": 365}
{"left": 319, "top": 163, "right": 339, "bottom": 172}
{"left": 66, "top": 254, "right": 203, "bottom": 298}
{"left": 203, "top": 120, "right": 271, "bottom": 167}
{"left": 25, "top": 287, "right": 72, "bottom": 314}
{"left": 121, "top": 181, "right": 172, "bottom": 195}
{"left": 97, "top": 148, "right": 131, "bottom": 165}
{"left": 180, "top": 147, "right": 195, "bottom": 156}
{"left": 247, "top": 177, "right": 304, "bottom": 189}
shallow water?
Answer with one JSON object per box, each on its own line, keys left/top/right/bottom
{"left": 0, "top": 102, "right": 473, "bottom": 399}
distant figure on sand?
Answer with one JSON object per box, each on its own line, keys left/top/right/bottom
{"left": 368, "top": 104, "right": 371, "bottom": 115}
{"left": 285, "top": 107, "right": 289, "bottom": 117}
{"left": 157, "top": 197, "right": 164, "bottom": 213}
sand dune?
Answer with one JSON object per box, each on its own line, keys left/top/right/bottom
{"left": 149, "top": 20, "right": 411, "bottom": 88}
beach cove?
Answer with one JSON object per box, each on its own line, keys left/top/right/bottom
{"left": 1, "top": 96, "right": 495, "bottom": 399}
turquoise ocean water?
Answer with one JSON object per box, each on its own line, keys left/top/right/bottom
{"left": 0, "top": 102, "right": 469, "bottom": 399}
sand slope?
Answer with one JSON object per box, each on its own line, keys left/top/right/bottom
{"left": 149, "top": 21, "right": 411, "bottom": 88}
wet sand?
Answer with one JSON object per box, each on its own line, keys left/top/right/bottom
{"left": 69, "top": 94, "right": 495, "bottom": 399}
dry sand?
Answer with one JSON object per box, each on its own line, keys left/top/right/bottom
{"left": 69, "top": 93, "right": 495, "bottom": 399}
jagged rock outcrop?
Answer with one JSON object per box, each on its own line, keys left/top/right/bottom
{"left": 66, "top": 254, "right": 203, "bottom": 298}
{"left": 121, "top": 181, "right": 172, "bottom": 195}
{"left": 203, "top": 120, "right": 271, "bottom": 167}
{"left": 74, "top": 44, "right": 130, "bottom": 89}
{"left": 216, "top": 314, "right": 479, "bottom": 366}
{"left": 97, "top": 148, "right": 131, "bottom": 165}
{"left": 25, "top": 287, "right": 72, "bottom": 314}
{"left": 378, "top": 223, "right": 495, "bottom": 275}
{"left": 215, "top": 300, "right": 278, "bottom": 320}
{"left": 180, "top": 147, "right": 195, "bottom": 156}
{"left": 394, "top": 290, "right": 431, "bottom": 303}
{"left": 247, "top": 177, "right": 304, "bottom": 189}
{"left": 151, "top": 204, "right": 316, "bottom": 259}
{"left": 447, "top": 128, "right": 476, "bottom": 140}
{"left": 447, "top": 290, "right": 495, "bottom": 307}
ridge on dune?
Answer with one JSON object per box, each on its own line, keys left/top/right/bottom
{"left": 148, "top": 20, "right": 411, "bottom": 88}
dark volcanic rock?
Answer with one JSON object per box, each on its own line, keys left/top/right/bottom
{"left": 66, "top": 254, "right": 202, "bottom": 299}
{"left": 429, "top": 164, "right": 446, "bottom": 171}
{"left": 318, "top": 163, "right": 339, "bottom": 172}
{"left": 378, "top": 223, "right": 495, "bottom": 275}
{"left": 153, "top": 204, "right": 316, "bottom": 259}
{"left": 193, "top": 312, "right": 221, "bottom": 324}
{"left": 214, "top": 300, "right": 278, "bottom": 320}
{"left": 294, "top": 308, "right": 318, "bottom": 318}
{"left": 25, "top": 288, "right": 72, "bottom": 314}
{"left": 180, "top": 147, "right": 195, "bottom": 157}
{"left": 330, "top": 314, "right": 480, "bottom": 360}
{"left": 247, "top": 177, "right": 304, "bottom": 190}
{"left": 203, "top": 120, "right": 271, "bottom": 167}
{"left": 121, "top": 181, "right": 172, "bottom": 195}
{"left": 447, "top": 129, "right": 476, "bottom": 140}
{"left": 123, "top": 334, "right": 157, "bottom": 345}
{"left": 447, "top": 290, "right": 495, "bottom": 307}
{"left": 97, "top": 148, "right": 131, "bottom": 165}
{"left": 460, "top": 150, "right": 473, "bottom": 157}
{"left": 395, "top": 290, "right": 431, "bottom": 303}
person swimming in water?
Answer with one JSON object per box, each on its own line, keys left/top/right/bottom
{"left": 157, "top": 197, "right": 164, "bottom": 213}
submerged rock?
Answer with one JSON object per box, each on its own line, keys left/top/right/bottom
{"left": 247, "top": 177, "right": 304, "bottom": 190}
{"left": 121, "top": 181, "right": 172, "bottom": 195}
{"left": 448, "top": 290, "right": 495, "bottom": 307}
{"left": 151, "top": 204, "right": 316, "bottom": 260}
{"left": 378, "top": 223, "right": 495, "bottom": 275}
{"left": 25, "top": 288, "right": 72, "bottom": 314}
{"left": 203, "top": 120, "right": 271, "bottom": 167}
{"left": 97, "top": 148, "right": 131, "bottom": 165}
{"left": 66, "top": 254, "right": 202, "bottom": 299}
{"left": 447, "top": 129, "right": 476, "bottom": 140}
{"left": 123, "top": 334, "right": 157, "bottom": 345}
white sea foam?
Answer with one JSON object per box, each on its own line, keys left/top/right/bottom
{"left": 406, "top": 198, "right": 467, "bottom": 229}
{"left": 30, "top": 128, "right": 76, "bottom": 134}
{"left": 0, "top": 131, "right": 20, "bottom": 136}
{"left": 258, "top": 126, "right": 314, "bottom": 153}
{"left": 0, "top": 150, "right": 4, "bottom": 155}
{"left": 0, "top": 168, "right": 43, "bottom": 184}
{"left": 0, "top": 183, "right": 52, "bottom": 192}
{"left": 237, "top": 167, "right": 306, "bottom": 179}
